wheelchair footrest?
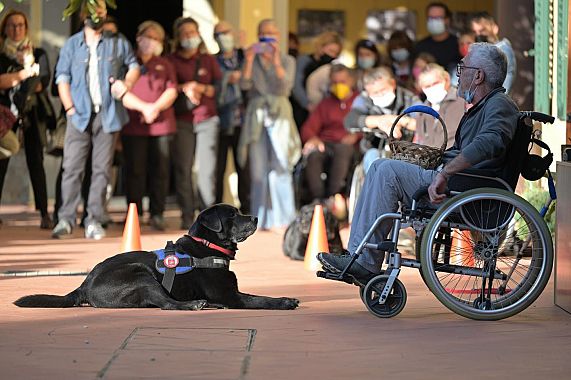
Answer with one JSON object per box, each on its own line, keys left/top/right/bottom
{"left": 316, "top": 270, "right": 357, "bottom": 285}
{"left": 364, "top": 241, "right": 396, "bottom": 252}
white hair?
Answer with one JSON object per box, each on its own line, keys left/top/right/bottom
{"left": 468, "top": 42, "right": 507, "bottom": 88}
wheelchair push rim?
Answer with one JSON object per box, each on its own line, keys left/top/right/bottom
{"left": 419, "top": 188, "right": 553, "bottom": 320}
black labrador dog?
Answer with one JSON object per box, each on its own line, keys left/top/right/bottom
{"left": 15, "top": 204, "right": 300, "bottom": 311}
{"left": 283, "top": 203, "right": 343, "bottom": 261}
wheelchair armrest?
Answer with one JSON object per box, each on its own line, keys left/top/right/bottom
{"left": 412, "top": 186, "right": 429, "bottom": 202}
{"left": 451, "top": 172, "right": 513, "bottom": 193}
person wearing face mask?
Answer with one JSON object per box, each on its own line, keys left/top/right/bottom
{"left": 353, "top": 39, "right": 382, "bottom": 91}
{"left": 52, "top": 0, "right": 140, "bottom": 240}
{"left": 344, "top": 66, "right": 420, "bottom": 174}
{"left": 470, "top": 12, "right": 516, "bottom": 93}
{"left": 291, "top": 31, "right": 342, "bottom": 129}
{"left": 318, "top": 43, "right": 520, "bottom": 285}
{"left": 415, "top": 63, "right": 464, "bottom": 149}
{"left": 167, "top": 17, "right": 222, "bottom": 229}
{"left": 238, "top": 19, "right": 300, "bottom": 231}
{"left": 387, "top": 30, "right": 415, "bottom": 92}
{"left": 116, "top": 21, "right": 177, "bottom": 231}
{"left": 300, "top": 64, "right": 360, "bottom": 205}
{"left": 213, "top": 20, "right": 250, "bottom": 214}
{"left": 413, "top": 2, "right": 461, "bottom": 80}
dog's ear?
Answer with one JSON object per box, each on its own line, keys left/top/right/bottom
{"left": 200, "top": 208, "right": 223, "bottom": 233}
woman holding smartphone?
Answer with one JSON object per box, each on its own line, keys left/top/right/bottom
{"left": 238, "top": 19, "right": 300, "bottom": 231}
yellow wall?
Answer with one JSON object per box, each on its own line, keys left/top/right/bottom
{"left": 288, "top": 0, "right": 494, "bottom": 54}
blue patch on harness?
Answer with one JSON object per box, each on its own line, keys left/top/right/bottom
{"left": 153, "top": 249, "right": 194, "bottom": 274}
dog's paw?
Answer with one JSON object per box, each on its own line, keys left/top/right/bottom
{"left": 188, "top": 299, "right": 207, "bottom": 311}
{"left": 280, "top": 297, "right": 300, "bottom": 310}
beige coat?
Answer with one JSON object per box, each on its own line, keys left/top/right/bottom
{"left": 415, "top": 87, "right": 465, "bottom": 149}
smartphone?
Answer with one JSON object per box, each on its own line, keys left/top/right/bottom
{"left": 254, "top": 36, "right": 276, "bottom": 54}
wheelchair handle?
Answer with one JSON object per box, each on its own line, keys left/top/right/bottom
{"left": 389, "top": 105, "right": 448, "bottom": 152}
{"left": 520, "top": 111, "right": 555, "bottom": 124}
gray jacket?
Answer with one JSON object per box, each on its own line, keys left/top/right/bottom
{"left": 443, "top": 87, "right": 519, "bottom": 176}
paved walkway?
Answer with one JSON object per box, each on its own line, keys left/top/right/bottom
{"left": 0, "top": 204, "right": 570, "bottom": 379}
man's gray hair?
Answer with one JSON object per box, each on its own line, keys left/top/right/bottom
{"left": 362, "top": 66, "right": 395, "bottom": 86}
{"left": 468, "top": 42, "right": 507, "bottom": 88}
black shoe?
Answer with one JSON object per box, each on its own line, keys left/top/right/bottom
{"left": 317, "top": 252, "right": 377, "bottom": 283}
{"left": 40, "top": 215, "right": 53, "bottom": 229}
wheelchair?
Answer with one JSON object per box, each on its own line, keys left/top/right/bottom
{"left": 318, "top": 106, "right": 556, "bottom": 321}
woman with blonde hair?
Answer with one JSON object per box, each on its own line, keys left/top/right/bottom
{"left": 291, "top": 31, "right": 342, "bottom": 128}
{"left": 0, "top": 9, "right": 52, "bottom": 229}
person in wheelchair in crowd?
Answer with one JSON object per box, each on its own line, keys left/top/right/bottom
{"left": 414, "top": 63, "right": 464, "bottom": 149}
{"left": 319, "top": 43, "right": 520, "bottom": 283}
{"left": 299, "top": 64, "right": 360, "bottom": 209}
{"left": 343, "top": 66, "right": 420, "bottom": 174}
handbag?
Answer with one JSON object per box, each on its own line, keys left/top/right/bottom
{"left": 174, "top": 55, "right": 202, "bottom": 116}
{"left": 0, "top": 103, "right": 16, "bottom": 138}
{"left": 46, "top": 114, "right": 66, "bottom": 157}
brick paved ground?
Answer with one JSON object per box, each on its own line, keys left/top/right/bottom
{"left": 1, "top": 204, "right": 569, "bottom": 379}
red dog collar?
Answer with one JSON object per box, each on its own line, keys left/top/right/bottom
{"left": 191, "top": 236, "right": 236, "bottom": 258}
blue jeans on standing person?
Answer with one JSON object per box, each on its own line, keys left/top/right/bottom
{"left": 249, "top": 126, "right": 296, "bottom": 230}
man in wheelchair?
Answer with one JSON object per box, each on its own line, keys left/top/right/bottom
{"left": 318, "top": 42, "right": 520, "bottom": 283}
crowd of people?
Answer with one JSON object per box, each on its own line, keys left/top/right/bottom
{"left": 0, "top": 1, "right": 518, "bottom": 241}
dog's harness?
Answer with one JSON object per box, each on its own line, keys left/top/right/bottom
{"left": 153, "top": 238, "right": 233, "bottom": 293}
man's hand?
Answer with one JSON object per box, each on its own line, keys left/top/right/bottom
{"left": 428, "top": 172, "right": 448, "bottom": 204}
{"left": 110, "top": 79, "right": 128, "bottom": 100}
{"left": 365, "top": 114, "right": 400, "bottom": 137}
{"left": 302, "top": 137, "right": 325, "bottom": 155}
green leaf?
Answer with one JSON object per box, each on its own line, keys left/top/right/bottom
{"left": 62, "top": 0, "right": 82, "bottom": 21}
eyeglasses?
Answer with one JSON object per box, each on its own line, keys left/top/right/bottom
{"left": 456, "top": 62, "right": 480, "bottom": 76}
{"left": 7, "top": 23, "right": 26, "bottom": 30}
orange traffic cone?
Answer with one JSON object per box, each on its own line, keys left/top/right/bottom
{"left": 120, "top": 203, "right": 142, "bottom": 252}
{"left": 304, "top": 204, "right": 330, "bottom": 271}
{"left": 450, "top": 229, "right": 474, "bottom": 266}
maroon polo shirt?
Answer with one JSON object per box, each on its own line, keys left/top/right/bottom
{"left": 166, "top": 51, "right": 222, "bottom": 124}
{"left": 301, "top": 92, "right": 359, "bottom": 143}
{"left": 122, "top": 56, "right": 177, "bottom": 136}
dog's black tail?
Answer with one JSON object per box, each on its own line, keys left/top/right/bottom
{"left": 14, "top": 289, "right": 82, "bottom": 308}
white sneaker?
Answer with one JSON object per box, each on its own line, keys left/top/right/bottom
{"left": 85, "top": 222, "right": 106, "bottom": 240}
{"left": 52, "top": 220, "right": 72, "bottom": 239}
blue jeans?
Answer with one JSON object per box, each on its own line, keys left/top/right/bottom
{"left": 348, "top": 159, "right": 437, "bottom": 273}
{"left": 249, "top": 126, "right": 296, "bottom": 229}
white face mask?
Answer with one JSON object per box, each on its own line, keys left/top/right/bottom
{"left": 137, "top": 36, "right": 163, "bottom": 56}
{"left": 371, "top": 91, "right": 396, "bottom": 109}
{"left": 216, "top": 33, "right": 234, "bottom": 52}
{"left": 427, "top": 18, "right": 446, "bottom": 36}
{"left": 423, "top": 82, "right": 448, "bottom": 105}
{"left": 180, "top": 36, "right": 201, "bottom": 50}
{"left": 390, "top": 48, "right": 410, "bottom": 62}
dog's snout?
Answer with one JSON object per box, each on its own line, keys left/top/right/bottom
{"left": 251, "top": 216, "right": 258, "bottom": 225}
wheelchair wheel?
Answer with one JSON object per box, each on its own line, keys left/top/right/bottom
{"left": 362, "top": 275, "right": 407, "bottom": 318}
{"left": 348, "top": 163, "right": 365, "bottom": 224}
{"left": 420, "top": 188, "right": 553, "bottom": 320}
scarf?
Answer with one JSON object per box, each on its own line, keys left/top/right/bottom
{"left": 2, "top": 37, "right": 33, "bottom": 65}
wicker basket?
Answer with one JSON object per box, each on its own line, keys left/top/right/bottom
{"left": 388, "top": 109, "right": 447, "bottom": 170}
